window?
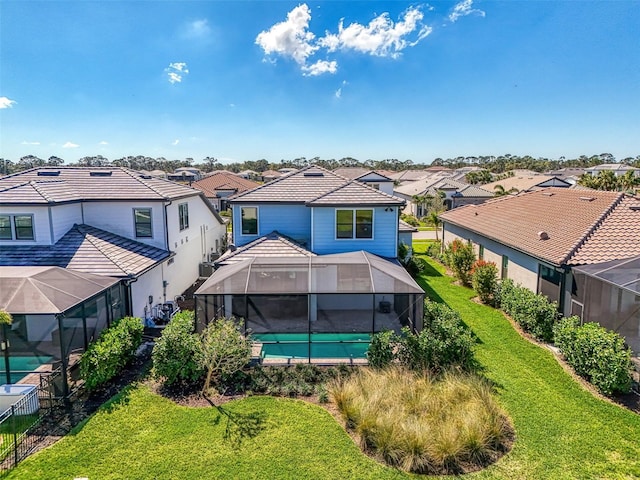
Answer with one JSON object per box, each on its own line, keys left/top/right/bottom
{"left": 179, "top": 203, "right": 189, "bottom": 231}
{"left": 371, "top": 183, "right": 380, "bottom": 190}
{"left": 0, "top": 214, "right": 34, "bottom": 240}
{"left": 241, "top": 207, "right": 258, "bottom": 235}
{"left": 133, "top": 208, "right": 152, "bottom": 238}
{"left": 336, "top": 209, "right": 373, "bottom": 239}
{"left": 501, "top": 255, "right": 509, "bottom": 279}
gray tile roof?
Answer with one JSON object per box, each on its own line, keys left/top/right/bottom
{"left": 230, "top": 165, "right": 403, "bottom": 206}
{"left": 0, "top": 224, "right": 169, "bottom": 277}
{"left": 216, "top": 231, "right": 315, "bottom": 265}
{"left": 0, "top": 167, "right": 204, "bottom": 204}
{"left": 398, "top": 219, "right": 418, "bottom": 233}
{"left": 453, "top": 184, "right": 494, "bottom": 198}
{"left": 307, "top": 181, "right": 405, "bottom": 206}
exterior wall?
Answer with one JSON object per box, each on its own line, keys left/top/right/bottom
{"left": 312, "top": 206, "right": 399, "bottom": 258}
{"left": 232, "top": 204, "right": 311, "bottom": 248}
{"left": 443, "top": 222, "right": 539, "bottom": 292}
{"left": 83, "top": 201, "right": 167, "bottom": 249}
{"left": 0, "top": 205, "right": 50, "bottom": 246}
{"left": 130, "top": 264, "right": 166, "bottom": 320}
{"left": 165, "top": 196, "right": 226, "bottom": 300}
{"left": 50, "top": 203, "right": 83, "bottom": 242}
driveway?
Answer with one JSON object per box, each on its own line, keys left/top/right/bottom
{"left": 412, "top": 230, "right": 438, "bottom": 240}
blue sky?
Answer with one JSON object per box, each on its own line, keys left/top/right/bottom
{"left": 1, "top": 1, "right": 639, "bottom": 164}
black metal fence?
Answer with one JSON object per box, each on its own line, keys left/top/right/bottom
{"left": 0, "top": 368, "right": 65, "bottom": 476}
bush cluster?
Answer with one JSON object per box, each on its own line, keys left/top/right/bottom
{"left": 80, "top": 316, "right": 144, "bottom": 391}
{"left": 368, "top": 300, "right": 476, "bottom": 373}
{"left": 424, "top": 240, "right": 442, "bottom": 259}
{"left": 400, "top": 213, "right": 420, "bottom": 227}
{"left": 443, "top": 239, "right": 476, "bottom": 286}
{"left": 553, "top": 317, "right": 633, "bottom": 395}
{"left": 242, "top": 364, "right": 354, "bottom": 397}
{"left": 471, "top": 260, "right": 499, "bottom": 304}
{"left": 151, "top": 311, "right": 204, "bottom": 386}
{"left": 497, "top": 279, "right": 559, "bottom": 342}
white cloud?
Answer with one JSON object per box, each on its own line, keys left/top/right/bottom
{"left": 449, "top": 0, "right": 486, "bottom": 23}
{"left": 21, "top": 141, "right": 40, "bottom": 145}
{"left": 172, "top": 139, "right": 180, "bottom": 146}
{"left": 335, "top": 80, "right": 348, "bottom": 99}
{"left": 62, "top": 141, "right": 79, "bottom": 149}
{"left": 165, "top": 62, "right": 189, "bottom": 84}
{"left": 0, "top": 97, "right": 17, "bottom": 109}
{"left": 183, "top": 19, "right": 211, "bottom": 39}
{"left": 99, "top": 141, "right": 109, "bottom": 145}
{"left": 255, "top": 4, "right": 318, "bottom": 65}
{"left": 319, "top": 7, "right": 432, "bottom": 58}
{"left": 302, "top": 59, "right": 338, "bottom": 77}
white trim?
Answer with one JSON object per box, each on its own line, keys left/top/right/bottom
{"left": 240, "top": 205, "right": 259, "bottom": 237}
{"left": 334, "top": 207, "right": 375, "bottom": 241}
{"left": 133, "top": 207, "right": 153, "bottom": 239}
{"left": 0, "top": 213, "right": 35, "bottom": 241}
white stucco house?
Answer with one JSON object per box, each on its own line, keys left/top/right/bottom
{"left": 0, "top": 167, "right": 227, "bottom": 321}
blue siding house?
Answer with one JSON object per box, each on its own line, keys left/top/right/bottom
{"left": 195, "top": 166, "right": 425, "bottom": 363}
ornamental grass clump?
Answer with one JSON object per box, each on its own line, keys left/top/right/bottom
{"left": 328, "top": 367, "right": 512, "bottom": 474}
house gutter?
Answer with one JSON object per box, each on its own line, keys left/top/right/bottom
{"left": 163, "top": 199, "right": 172, "bottom": 251}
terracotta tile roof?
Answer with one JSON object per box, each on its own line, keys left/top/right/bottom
{"left": 439, "top": 188, "right": 627, "bottom": 265}
{"left": 569, "top": 196, "right": 640, "bottom": 265}
{"left": 0, "top": 167, "right": 203, "bottom": 204}
{"left": 229, "top": 165, "right": 402, "bottom": 206}
{"left": 0, "top": 224, "right": 169, "bottom": 277}
{"left": 261, "top": 170, "right": 282, "bottom": 179}
{"left": 216, "top": 231, "right": 315, "bottom": 265}
{"left": 191, "top": 172, "right": 259, "bottom": 197}
{"left": 307, "top": 181, "right": 404, "bottom": 206}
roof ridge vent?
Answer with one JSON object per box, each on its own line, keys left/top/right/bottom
{"left": 542, "top": 192, "right": 554, "bottom": 196}
{"left": 89, "top": 170, "right": 113, "bottom": 176}
{"left": 579, "top": 196, "right": 595, "bottom": 201}
{"left": 37, "top": 170, "right": 60, "bottom": 176}
{"left": 303, "top": 172, "right": 324, "bottom": 177}
{"left": 629, "top": 205, "right": 640, "bottom": 211}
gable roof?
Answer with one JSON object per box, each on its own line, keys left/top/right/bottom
{"left": 481, "top": 175, "right": 570, "bottom": 193}
{"left": 0, "top": 167, "right": 203, "bottom": 204}
{"left": 394, "top": 177, "right": 468, "bottom": 197}
{"left": 333, "top": 168, "right": 393, "bottom": 181}
{"left": 440, "top": 188, "right": 638, "bottom": 266}
{"left": 191, "top": 172, "right": 259, "bottom": 197}
{"left": 216, "top": 231, "right": 315, "bottom": 265}
{"left": 453, "top": 184, "right": 494, "bottom": 198}
{"left": 0, "top": 224, "right": 170, "bottom": 277}
{"left": 399, "top": 219, "right": 418, "bottom": 233}
{"left": 0, "top": 266, "right": 120, "bottom": 315}
{"left": 230, "top": 165, "right": 404, "bottom": 206}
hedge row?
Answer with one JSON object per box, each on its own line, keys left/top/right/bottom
{"left": 80, "top": 316, "right": 144, "bottom": 390}
{"left": 497, "top": 279, "right": 560, "bottom": 342}
{"left": 553, "top": 317, "right": 633, "bottom": 395}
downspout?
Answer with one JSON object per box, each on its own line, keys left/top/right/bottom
{"left": 163, "top": 200, "right": 173, "bottom": 251}
{"left": 48, "top": 205, "right": 54, "bottom": 244}
{"left": 123, "top": 276, "right": 138, "bottom": 317}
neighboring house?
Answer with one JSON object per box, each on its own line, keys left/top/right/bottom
{"left": 195, "top": 166, "right": 424, "bottom": 362}
{"left": 191, "top": 172, "right": 260, "bottom": 211}
{"left": 439, "top": 188, "right": 640, "bottom": 354}
{"left": 389, "top": 170, "right": 434, "bottom": 185}
{"left": 481, "top": 174, "right": 571, "bottom": 194}
{"left": 237, "top": 169, "right": 261, "bottom": 181}
{"left": 0, "top": 167, "right": 227, "bottom": 321}
{"left": 260, "top": 170, "right": 282, "bottom": 182}
{"left": 585, "top": 163, "right": 639, "bottom": 177}
{"left": 333, "top": 168, "right": 395, "bottom": 195}
{"left": 546, "top": 168, "right": 586, "bottom": 185}
{"left": 167, "top": 167, "right": 203, "bottom": 182}
{"left": 395, "top": 178, "right": 493, "bottom": 216}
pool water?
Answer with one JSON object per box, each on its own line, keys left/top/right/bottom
{"left": 253, "top": 333, "right": 370, "bottom": 360}
{"left": 0, "top": 356, "right": 53, "bottom": 385}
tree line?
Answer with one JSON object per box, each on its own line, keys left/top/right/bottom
{"left": 1, "top": 152, "right": 639, "bottom": 176}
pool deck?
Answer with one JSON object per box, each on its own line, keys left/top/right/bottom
{"left": 251, "top": 342, "right": 368, "bottom": 366}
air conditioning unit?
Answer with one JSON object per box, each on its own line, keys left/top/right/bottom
{"left": 199, "top": 262, "right": 214, "bottom": 277}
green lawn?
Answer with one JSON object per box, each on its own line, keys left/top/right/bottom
{"left": 7, "top": 253, "right": 640, "bottom": 479}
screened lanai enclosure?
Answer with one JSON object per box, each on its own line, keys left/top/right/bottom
{"left": 571, "top": 256, "right": 640, "bottom": 356}
{"left": 0, "top": 267, "right": 125, "bottom": 396}
{"left": 195, "top": 252, "right": 424, "bottom": 363}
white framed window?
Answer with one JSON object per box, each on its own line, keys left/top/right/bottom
{"left": 241, "top": 207, "right": 258, "bottom": 235}
{"left": 133, "top": 208, "right": 152, "bottom": 238}
{"left": 179, "top": 203, "right": 189, "bottom": 231}
{"left": 336, "top": 209, "right": 373, "bottom": 239}
{"left": 0, "top": 214, "right": 34, "bottom": 240}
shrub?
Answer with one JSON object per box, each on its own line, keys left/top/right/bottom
{"left": 400, "top": 213, "right": 420, "bottom": 227}
{"left": 80, "top": 316, "right": 144, "bottom": 391}
{"left": 444, "top": 239, "right": 476, "bottom": 286}
{"left": 368, "top": 301, "right": 476, "bottom": 374}
{"left": 403, "top": 255, "right": 426, "bottom": 278}
{"left": 328, "top": 367, "right": 512, "bottom": 474}
{"left": 554, "top": 317, "right": 633, "bottom": 395}
{"left": 152, "top": 310, "right": 204, "bottom": 386}
{"left": 200, "top": 317, "right": 252, "bottom": 394}
{"left": 245, "top": 364, "right": 352, "bottom": 397}
{"left": 0, "top": 309, "right": 12, "bottom": 326}
{"left": 471, "top": 260, "right": 498, "bottom": 304}
{"left": 425, "top": 240, "right": 442, "bottom": 259}
{"left": 497, "top": 279, "right": 559, "bottom": 342}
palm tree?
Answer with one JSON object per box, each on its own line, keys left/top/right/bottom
{"left": 493, "top": 185, "right": 518, "bottom": 197}
{"left": 423, "top": 210, "right": 442, "bottom": 241}
{"left": 619, "top": 170, "right": 639, "bottom": 193}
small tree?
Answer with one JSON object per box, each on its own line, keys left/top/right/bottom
{"left": 200, "top": 318, "right": 252, "bottom": 395}
{"left": 0, "top": 310, "right": 12, "bottom": 326}
{"left": 471, "top": 260, "right": 498, "bottom": 304}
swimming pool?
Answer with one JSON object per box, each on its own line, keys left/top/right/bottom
{"left": 253, "top": 333, "right": 370, "bottom": 361}
{"left": 0, "top": 356, "right": 53, "bottom": 385}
